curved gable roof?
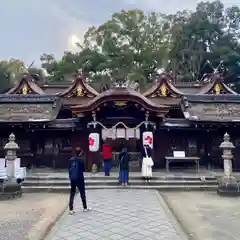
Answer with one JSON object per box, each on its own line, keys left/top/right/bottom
{"left": 198, "top": 75, "right": 238, "bottom": 95}
{"left": 143, "top": 74, "right": 183, "bottom": 98}
{"left": 7, "top": 75, "right": 45, "bottom": 95}
{"left": 59, "top": 75, "right": 98, "bottom": 98}
{"left": 70, "top": 87, "right": 170, "bottom": 114}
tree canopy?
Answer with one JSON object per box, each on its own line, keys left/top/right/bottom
{"left": 168, "top": 0, "right": 240, "bottom": 85}
{"left": 0, "top": 59, "right": 26, "bottom": 92}
{"left": 0, "top": 0, "right": 240, "bottom": 92}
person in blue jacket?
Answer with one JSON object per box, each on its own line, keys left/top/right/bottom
{"left": 68, "top": 148, "right": 91, "bottom": 215}
{"left": 119, "top": 148, "right": 130, "bottom": 186}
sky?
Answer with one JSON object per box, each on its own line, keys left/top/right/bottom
{"left": 0, "top": 0, "right": 239, "bottom": 66}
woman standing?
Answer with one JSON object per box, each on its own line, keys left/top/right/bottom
{"left": 119, "top": 148, "right": 130, "bottom": 186}
{"left": 141, "top": 140, "right": 154, "bottom": 182}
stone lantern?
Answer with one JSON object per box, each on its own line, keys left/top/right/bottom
{"left": 219, "top": 132, "right": 235, "bottom": 178}
{"left": 217, "top": 133, "right": 240, "bottom": 196}
{"left": 4, "top": 133, "right": 19, "bottom": 181}
{"left": 0, "top": 133, "right": 22, "bottom": 200}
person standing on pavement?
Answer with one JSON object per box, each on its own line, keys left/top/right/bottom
{"left": 119, "top": 148, "right": 130, "bottom": 186}
{"left": 102, "top": 142, "right": 113, "bottom": 176}
{"left": 68, "top": 148, "right": 91, "bottom": 215}
{"left": 141, "top": 140, "right": 154, "bottom": 182}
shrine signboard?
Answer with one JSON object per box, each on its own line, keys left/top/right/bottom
{"left": 188, "top": 103, "right": 240, "bottom": 121}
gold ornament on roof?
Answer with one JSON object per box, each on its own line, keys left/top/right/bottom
{"left": 114, "top": 101, "right": 127, "bottom": 106}
{"left": 22, "top": 86, "right": 28, "bottom": 95}
{"left": 160, "top": 83, "right": 167, "bottom": 96}
{"left": 214, "top": 84, "right": 221, "bottom": 95}
{"left": 76, "top": 86, "right": 83, "bottom": 96}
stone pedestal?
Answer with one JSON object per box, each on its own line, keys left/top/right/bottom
{"left": 0, "top": 133, "right": 22, "bottom": 200}
{"left": 218, "top": 176, "right": 240, "bottom": 196}
{"left": 217, "top": 133, "right": 240, "bottom": 196}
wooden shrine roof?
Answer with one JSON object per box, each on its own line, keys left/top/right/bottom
{"left": 70, "top": 87, "right": 171, "bottom": 115}
{"left": 0, "top": 95, "right": 61, "bottom": 122}
{"left": 143, "top": 74, "right": 183, "bottom": 99}
{"left": 7, "top": 74, "right": 46, "bottom": 95}
{"left": 58, "top": 76, "right": 98, "bottom": 98}
{"left": 197, "top": 75, "right": 238, "bottom": 95}
{"left": 6, "top": 73, "right": 237, "bottom": 98}
{"left": 181, "top": 94, "right": 240, "bottom": 122}
{"left": 3, "top": 73, "right": 240, "bottom": 123}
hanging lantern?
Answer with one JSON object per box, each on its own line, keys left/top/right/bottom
{"left": 142, "top": 131, "right": 153, "bottom": 149}
{"left": 89, "top": 133, "right": 99, "bottom": 152}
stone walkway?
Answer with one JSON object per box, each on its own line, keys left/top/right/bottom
{"left": 46, "top": 190, "right": 185, "bottom": 240}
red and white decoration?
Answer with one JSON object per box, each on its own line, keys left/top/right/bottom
{"left": 89, "top": 133, "right": 100, "bottom": 152}
{"left": 142, "top": 131, "right": 153, "bottom": 149}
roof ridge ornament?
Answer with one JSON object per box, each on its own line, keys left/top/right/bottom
{"left": 198, "top": 74, "right": 237, "bottom": 95}
{"left": 6, "top": 72, "right": 46, "bottom": 95}
{"left": 58, "top": 74, "right": 98, "bottom": 98}
{"left": 143, "top": 73, "right": 183, "bottom": 98}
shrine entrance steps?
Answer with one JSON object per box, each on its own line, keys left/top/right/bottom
{"left": 22, "top": 171, "right": 218, "bottom": 193}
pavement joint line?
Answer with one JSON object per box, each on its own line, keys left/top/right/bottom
{"left": 156, "top": 191, "right": 188, "bottom": 240}
{"left": 37, "top": 203, "right": 67, "bottom": 240}
{"left": 44, "top": 206, "right": 69, "bottom": 240}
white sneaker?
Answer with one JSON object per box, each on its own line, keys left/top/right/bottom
{"left": 83, "top": 208, "right": 92, "bottom": 212}
{"left": 69, "top": 210, "right": 75, "bottom": 215}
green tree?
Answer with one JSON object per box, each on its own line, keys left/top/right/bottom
{"left": 40, "top": 50, "right": 108, "bottom": 84}
{"left": 38, "top": 1, "right": 240, "bottom": 90}
{"left": 0, "top": 64, "right": 13, "bottom": 92}
{"left": 84, "top": 9, "right": 171, "bottom": 88}
{"left": 168, "top": 1, "right": 240, "bottom": 83}
{"left": 0, "top": 59, "right": 27, "bottom": 92}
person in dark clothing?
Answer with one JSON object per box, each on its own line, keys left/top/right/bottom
{"left": 119, "top": 148, "right": 130, "bottom": 186}
{"left": 68, "top": 148, "right": 91, "bottom": 215}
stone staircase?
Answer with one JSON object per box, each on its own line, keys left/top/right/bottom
{"left": 22, "top": 174, "right": 218, "bottom": 193}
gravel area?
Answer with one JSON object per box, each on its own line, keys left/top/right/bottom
{"left": 162, "top": 192, "right": 240, "bottom": 240}
{"left": 0, "top": 193, "right": 68, "bottom": 240}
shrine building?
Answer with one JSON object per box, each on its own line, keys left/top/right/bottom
{"left": 0, "top": 73, "right": 240, "bottom": 172}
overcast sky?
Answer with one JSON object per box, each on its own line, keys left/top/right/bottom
{"left": 0, "top": 0, "right": 239, "bottom": 66}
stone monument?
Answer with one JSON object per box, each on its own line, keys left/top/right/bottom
{"left": 217, "top": 132, "right": 240, "bottom": 196}
{"left": 0, "top": 133, "right": 22, "bottom": 200}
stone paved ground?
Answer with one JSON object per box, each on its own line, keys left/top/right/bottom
{"left": 0, "top": 193, "right": 68, "bottom": 240}
{"left": 46, "top": 189, "right": 186, "bottom": 240}
{"left": 163, "top": 192, "right": 240, "bottom": 240}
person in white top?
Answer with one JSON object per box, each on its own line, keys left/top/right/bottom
{"left": 141, "top": 140, "right": 154, "bottom": 182}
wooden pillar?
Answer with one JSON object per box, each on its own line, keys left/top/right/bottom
{"left": 74, "top": 131, "right": 89, "bottom": 170}
{"left": 153, "top": 130, "right": 169, "bottom": 168}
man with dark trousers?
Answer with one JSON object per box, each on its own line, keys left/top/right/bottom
{"left": 68, "top": 148, "right": 91, "bottom": 215}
